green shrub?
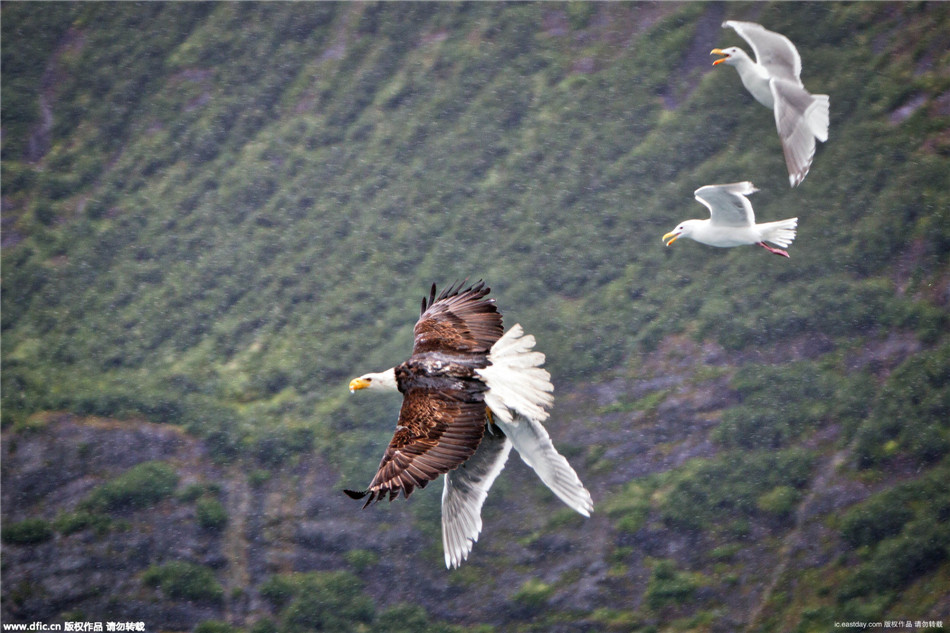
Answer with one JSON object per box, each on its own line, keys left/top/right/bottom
{"left": 194, "top": 621, "right": 236, "bottom": 633}
{"left": 82, "top": 461, "right": 179, "bottom": 512}
{"left": 52, "top": 511, "right": 112, "bottom": 536}
{"left": 142, "top": 560, "right": 223, "bottom": 603}
{"left": 709, "top": 544, "right": 742, "bottom": 561}
{"left": 195, "top": 497, "right": 228, "bottom": 531}
{"left": 1, "top": 8, "right": 948, "bottom": 631}
{"left": 604, "top": 480, "right": 653, "bottom": 535}
{"left": 373, "top": 604, "right": 468, "bottom": 633}
{"left": 511, "top": 578, "right": 554, "bottom": 612}
{"left": 248, "top": 469, "right": 271, "bottom": 488}
{"left": 756, "top": 486, "right": 801, "bottom": 520}
{"left": 344, "top": 548, "right": 378, "bottom": 573}
{"left": 2, "top": 517, "right": 53, "bottom": 545}
{"left": 249, "top": 619, "right": 278, "bottom": 633}
{"left": 840, "top": 493, "right": 914, "bottom": 549}
{"left": 253, "top": 425, "right": 314, "bottom": 467}
{"left": 278, "top": 572, "right": 374, "bottom": 633}
{"left": 259, "top": 574, "right": 297, "bottom": 611}
{"left": 838, "top": 517, "right": 949, "bottom": 601}
{"left": 876, "top": 518, "right": 949, "bottom": 583}
{"left": 177, "top": 483, "right": 208, "bottom": 503}
{"left": 659, "top": 450, "right": 814, "bottom": 530}
{"left": 714, "top": 362, "right": 837, "bottom": 450}
{"left": 645, "top": 559, "right": 699, "bottom": 610}
{"left": 854, "top": 344, "right": 950, "bottom": 468}
{"left": 374, "top": 604, "right": 433, "bottom": 633}
{"left": 260, "top": 571, "right": 378, "bottom": 633}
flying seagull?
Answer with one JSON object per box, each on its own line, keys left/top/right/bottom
{"left": 663, "top": 182, "right": 798, "bottom": 257}
{"left": 345, "top": 281, "right": 593, "bottom": 568}
{"left": 711, "top": 20, "right": 829, "bottom": 187}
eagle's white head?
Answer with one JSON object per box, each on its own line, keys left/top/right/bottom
{"left": 348, "top": 368, "right": 398, "bottom": 393}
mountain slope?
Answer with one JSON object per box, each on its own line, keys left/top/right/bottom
{"left": 3, "top": 2, "right": 949, "bottom": 631}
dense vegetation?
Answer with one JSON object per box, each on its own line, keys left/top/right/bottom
{"left": 3, "top": 2, "right": 949, "bottom": 631}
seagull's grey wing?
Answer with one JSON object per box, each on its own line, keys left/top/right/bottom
{"left": 495, "top": 411, "right": 593, "bottom": 517}
{"left": 441, "top": 427, "right": 511, "bottom": 569}
{"left": 771, "top": 79, "right": 827, "bottom": 187}
{"left": 694, "top": 182, "right": 757, "bottom": 227}
{"left": 724, "top": 20, "right": 802, "bottom": 83}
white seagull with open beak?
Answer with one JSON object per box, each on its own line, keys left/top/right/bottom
{"left": 663, "top": 182, "right": 798, "bottom": 257}
{"left": 711, "top": 20, "right": 829, "bottom": 187}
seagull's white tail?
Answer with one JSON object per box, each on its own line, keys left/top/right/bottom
{"left": 478, "top": 325, "right": 593, "bottom": 518}
{"left": 478, "top": 324, "right": 553, "bottom": 424}
{"left": 807, "top": 94, "right": 829, "bottom": 143}
{"left": 761, "top": 217, "right": 798, "bottom": 248}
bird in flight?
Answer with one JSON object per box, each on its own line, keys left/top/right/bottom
{"left": 663, "top": 182, "right": 798, "bottom": 257}
{"left": 346, "top": 281, "right": 593, "bottom": 568}
{"left": 711, "top": 20, "right": 829, "bottom": 187}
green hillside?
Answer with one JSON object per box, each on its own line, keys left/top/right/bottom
{"left": 3, "top": 2, "right": 949, "bottom": 632}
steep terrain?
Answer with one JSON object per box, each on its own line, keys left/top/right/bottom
{"left": 3, "top": 3, "right": 949, "bottom": 632}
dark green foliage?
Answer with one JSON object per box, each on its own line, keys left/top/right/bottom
{"left": 840, "top": 495, "right": 914, "bottom": 550}
{"left": 855, "top": 343, "right": 950, "bottom": 468}
{"left": 249, "top": 619, "right": 278, "bottom": 633}
{"left": 253, "top": 425, "right": 315, "bottom": 468}
{"left": 343, "top": 548, "right": 378, "bottom": 573}
{"left": 756, "top": 485, "right": 801, "bottom": 520}
{"left": 81, "top": 461, "right": 179, "bottom": 513}
{"left": 2, "top": 4, "right": 947, "bottom": 500}
{"left": 142, "top": 560, "right": 223, "bottom": 603}
{"left": 177, "top": 483, "right": 211, "bottom": 503}
{"left": 1, "top": 3, "right": 949, "bottom": 628}
{"left": 259, "top": 575, "right": 297, "bottom": 612}
{"left": 605, "top": 480, "right": 653, "bottom": 536}
{"left": 259, "top": 571, "right": 474, "bottom": 633}
{"left": 52, "top": 511, "right": 112, "bottom": 536}
{"left": 645, "top": 559, "right": 699, "bottom": 610}
{"left": 281, "top": 579, "right": 373, "bottom": 633}
{"left": 195, "top": 497, "right": 228, "bottom": 531}
{"left": 375, "top": 604, "right": 468, "bottom": 633}
{"left": 0, "top": 4, "right": 81, "bottom": 161}
{"left": 838, "top": 516, "right": 950, "bottom": 601}
{"left": 838, "top": 464, "right": 950, "bottom": 601}
{"left": 511, "top": 578, "right": 555, "bottom": 612}
{"left": 261, "top": 571, "right": 373, "bottom": 633}
{"left": 2, "top": 518, "right": 53, "bottom": 545}
{"left": 659, "top": 450, "right": 814, "bottom": 531}
{"left": 194, "top": 622, "right": 236, "bottom": 633}
{"left": 374, "top": 604, "right": 433, "bottom": 633}
{"left": 714, "top": 361, "right": 838, "bottom": 449}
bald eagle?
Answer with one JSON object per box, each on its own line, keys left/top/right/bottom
{"left": 346, "top": 281, "right": 593, "bottom": 568}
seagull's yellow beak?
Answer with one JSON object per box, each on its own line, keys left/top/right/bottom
{"left": 710, "top": 48, "right": 728, "bottom": 66}
{"left": 348, "top": 377, "right": 371, "bottom": 393}
{"left": 663, "top": 231, "right": 680, "bottom": 246}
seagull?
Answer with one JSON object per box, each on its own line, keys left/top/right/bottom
{"left": 662, "top": 182, "right": 798, "bottom": 257}
{"left": 711, "top": 20, "right": 829, "bottom": 187}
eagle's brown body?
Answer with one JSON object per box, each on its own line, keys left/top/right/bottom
{"left": 345, "top": 282, "right": 501, "bottom": 505}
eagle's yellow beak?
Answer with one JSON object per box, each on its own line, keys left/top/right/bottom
{"left": 710, "top": 48, "right": 728, "bottom": 66}
{"left": 349, "top": 377, "right": 371, "bottom": 393}
{"left": 663, "top": 231, "right": 680, "bottom": 246}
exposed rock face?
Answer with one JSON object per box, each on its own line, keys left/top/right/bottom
{"left": 3, "top": 415, "right": 225, "bottom": 626}
{"left": 0, "top": 402, "right": 640, "bottom": 628}
{"left": 4, "top": 413, "right": 610, "bottom": 627}
{"left": 0, "top": 326, "right": 931, "bottom": 631}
